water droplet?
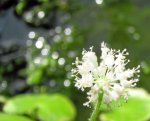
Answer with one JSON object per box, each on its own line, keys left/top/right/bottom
{"left": 133, "top": 33, "right": 140, "bottom": 40}
{"left": 37, "top": 11, "right": 45, "bottom": 19}
{"left": 34, "top": 57, "right": 42, "bottom": 64}
{"left": 53, "top": 35, "right": 61, "bottom": 43}
{"left": 55, "top": 26, "right": 62, "bottom": 34}
{"left": 28, "top": 31, "right": 36, "bottom": 39}
{"left": 24, "top": 12, "right": 33, "bottom": 22}
{"left": 35, "top": 37, "right": 45, "bottom": 49}
{"left": 58, "top": 58, "right": 65, "bottom": 65}
{"left": 41, "top": 48, "right": 49, "bottom": 56}
{"left": 95, "top": 0, "right": 103, "bottom": 4}
{"left": 64, "top": 27, "right": 72, "bottom": 35}
{"left": 127, "top": 26, "right": 135, "bottom": 33}
{"left": 64, "top": 80, "right": 71, "bottom": 87}
{"left": 52, "top": 52, "right": 59, "bottom": 59}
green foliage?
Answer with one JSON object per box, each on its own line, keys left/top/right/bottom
{"left": 3, "top": 94, "right": 76, "bottom": 121}
{"left": 27, "top": 69, "right": 43, "bottom": 85}
{"left": 15, "top": 0, "right": 70, "bottom": 27}
{"left": 0, "top": 113, "right": 33, "bottom": 121}
{"left": 1, "top": 0, "right": 150, "bottom": 121}
{"left": 26, "top": 27, "right": 83, "bottom": 87}
{"left": 141, "top": 62, "right": 150, "bottom": 75}
{"left": 100, "top": 89, "right": 150, "bottom": 121}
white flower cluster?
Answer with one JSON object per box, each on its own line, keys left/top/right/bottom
{"left": 72, "top": 42, "right": 140, "bottom": 107}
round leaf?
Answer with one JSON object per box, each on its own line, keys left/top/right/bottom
{"left": 100, "top": 89, "right": 150, "bottom": 121}
{"left": 3, "top": 94, "right": 76, "bottom": 121}
{"left": 0, "top": 113, "right": 33, "bottom": 121}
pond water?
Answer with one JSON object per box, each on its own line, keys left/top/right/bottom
{"left": 0, "top": 7, "right": 47, "bottom": 48}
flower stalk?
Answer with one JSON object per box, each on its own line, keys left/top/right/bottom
{"left": 89, "top": 93, "right": 103, "bottom": 121}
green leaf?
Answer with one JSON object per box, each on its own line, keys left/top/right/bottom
{"left": 3, "top": 94, "right": 76, "bottom": 121}
{"left": 15, "top": 1, "right": 26, "bottom": 15}
{"left": 100, "top": 89, "right": 150, "bottom": 121}
{"left": 0, "top": 95, "right": 8, "bottom": 103}
{"left": 27, "top": 69, "right": 43, "bottom": 85}
{"left": 37, "top": 95, "right": 75, "bottom": 121}
{"left": 0, "top": 113, "right": 33, "bottom": 121}
{"left": 3, "top": 95, "right": 38, "bottom": 114}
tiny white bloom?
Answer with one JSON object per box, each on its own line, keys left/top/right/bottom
{"left": 75, "top": 74, "right": 94, "bottom": 91}
{"left": 72, "top": 42, "right": 140, "bottom": 106}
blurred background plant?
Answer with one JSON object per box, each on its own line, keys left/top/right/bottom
{"left": 0, "top": 0, "right": 150, "bottom": 121}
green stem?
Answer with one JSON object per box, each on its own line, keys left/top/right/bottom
{"left": 89, "top": 93, "right": 103, "bottom": 121}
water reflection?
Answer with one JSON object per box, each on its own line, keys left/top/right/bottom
{"left": 52, "top": 51, "right": 59, "bottom": 59}
{"left": 41, "top": 48, "right": 49, "bottom": 56}
{"left": 58, "top": 58, "right": 65, "bottom": 65}
{"left": 35, "top": 37, "right": 45, "bottom": 49}
{"left": 28, "top": 31, "right": 36, "bottom": 39}
{"left": 64, "top": 80, "right": 70, "bottom": 87}
{"left": 34, "top": 57, "right": 42, "bottom": 64}
{"left": 64, "top": 27, "right": 72, "bottom": 35}
{"left": 95, "top": 0, "right": 103, "bottom": 5}
{"left": 37, "top": 11, "right": 45, "bottom": 19}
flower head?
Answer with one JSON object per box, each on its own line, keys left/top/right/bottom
{"left": 72, "top": 42, "right": 140, "bottom": 107}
